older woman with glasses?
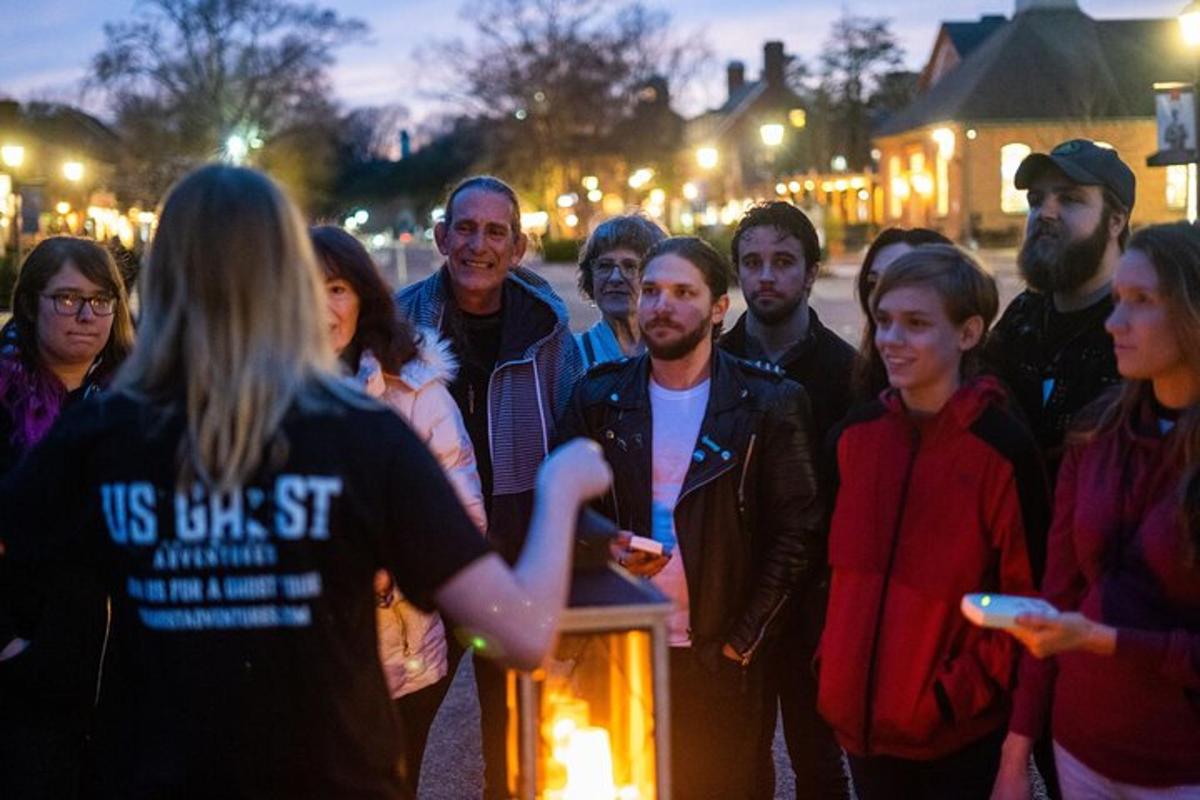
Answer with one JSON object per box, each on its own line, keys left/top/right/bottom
{"left": 574, "top": 214, "right": 667, "bottom": 369}
{"left": 0, "top": 236, "right": 134, "bottom": 799}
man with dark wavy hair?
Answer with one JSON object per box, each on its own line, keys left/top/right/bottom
{"left": 721, "top": 201, "right": 856, "bottom": 799}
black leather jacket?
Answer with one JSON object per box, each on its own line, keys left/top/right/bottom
{"left": 557, "top": 349, "right": 823, "bottom": 666}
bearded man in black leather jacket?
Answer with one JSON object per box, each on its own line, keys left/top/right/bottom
{"left": 558, "top": 236, "right": 823, "bottom": 800}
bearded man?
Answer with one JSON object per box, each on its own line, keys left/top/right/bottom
{"left": 986, "top": 139, "right": 1133, "bottom": 478}
{"left": 557, "top": 236, "right": 823, "bottom": 799}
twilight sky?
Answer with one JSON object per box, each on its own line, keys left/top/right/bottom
{"left": 0, "top": 0, "right": 1184, "bottom": 126}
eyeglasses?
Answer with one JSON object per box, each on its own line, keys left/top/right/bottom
{"left": 41, "top": 292, "right": 117, "bottom": 317}
{"left": 592, "top": 257, "right": 642, "bottom": 279}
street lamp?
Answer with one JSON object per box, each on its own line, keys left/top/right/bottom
{"left": 1180, "top": 1, "right": 1200, "bottom": 217}
{"left": 696, "top": 146, "right": 719, "bottom": 170}
{"left": 1, "top": 145, "right": 25, "bottom": 170}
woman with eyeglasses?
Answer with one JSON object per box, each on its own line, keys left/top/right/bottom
{"left": 0, "top": 236, "right": 134, "bottom": 799}
{"left": 0, "top": 166, "right": 610, "bottom": 798}
{"left": 574, "top": 214, "right": 667, "bottom": 369}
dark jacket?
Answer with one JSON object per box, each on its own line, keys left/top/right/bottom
{"left": 1010, "top": 390, "right": 1200, "bottom": 787}
{"left": 557, "top": 348, "right": 823, "bottom": 666}
{"left": 395, "top": 265, "right": 583, "bottom": 560}
{"left": 719, "top": 308, "right": 857, "bottom": 450}
{"left": 985, "top": 289, "right": 1121, "bottom": 475}
{"left": 818, "top": 377, "right": 1048, "bottom": 760}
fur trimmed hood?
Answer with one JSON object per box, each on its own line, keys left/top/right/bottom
{"left": 394, "top": 327, "right": 459, "bottom": 392}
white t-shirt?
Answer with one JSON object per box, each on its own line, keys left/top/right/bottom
{"left": 649, "top": 376, "right": 710, "bottom": 647}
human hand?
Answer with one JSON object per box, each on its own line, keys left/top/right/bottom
{"left": 989, "top": 733, "right": 1033, "bottom": 800}
{"left": 611, "top": 530, "right": 671, "bottom": 577}
{"left": 721, "top": 642, "right": 746, "bottom": 665}
{"left": 539, "top": 439, "right": 613, "bottom": 505}
{"left": 1010, "top": 611, "right": 1116, "bottom": 658}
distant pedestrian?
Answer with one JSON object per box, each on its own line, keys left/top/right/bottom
{"left": 995, "top": 222, "right": 1200, "bottom": 800}
{"left": 574, "top": 213, "right": 666, "bottom": 369}
{"left": 819, "top": 245, "right": 1048, "bottom": 800}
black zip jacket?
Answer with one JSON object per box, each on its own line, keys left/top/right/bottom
{"left": 556, "top": 349, "right": 823, "bottom": 666}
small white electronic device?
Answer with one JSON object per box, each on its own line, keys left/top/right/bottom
{"left": 627, "top": 534, "right": 672, "bottom": 557}
{"left": 961, "top": 593, "right": 1058, "bottom": 630}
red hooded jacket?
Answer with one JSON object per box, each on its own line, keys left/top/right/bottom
{"left": 817, "top": 377, "right": 1049, "bottom": 760}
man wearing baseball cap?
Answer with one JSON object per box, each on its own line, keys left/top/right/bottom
{"left": 986, "top": 139, "right": 1130, "bottom": 476}
{"left": 984, "top": 138, "right": 1132, "bottom": 800}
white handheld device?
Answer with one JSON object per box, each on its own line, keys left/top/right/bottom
{"left": 961, "top": 593, "right": 1058, "bottom": 630}
{"left": 627, "top": 534, "right": 672, "bottom": 557}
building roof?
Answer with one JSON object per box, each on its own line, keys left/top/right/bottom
{"left": 877, "top": 9, "right": 1193, "bottom": 137}
{"left": 942, "top": 16, "right": 1007, "bottom": 59}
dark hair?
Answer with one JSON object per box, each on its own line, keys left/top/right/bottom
{"left": 576, "top": 214, "right": 667, "bottom": 299}
{"left": 852, "top": 227, "right": 953, "bottom": 401}
{"left": 644, "top": 235, "right": 734, "bottom": 299}
{"left": 1071, "top": 222, "right": 1200, "bottom": 559}
{"left": 11, "top": 236, "right": 135, "bottom": 381}
{"left": 730, "top": 201, "right": 821, "bottom": 274}
{"left": 309, "top": 226, "right": 419, "bottom": 374}
{"left": 871, "top": 243, "right": 999, "bottom": 376}
{"left": 443, "top": 175, "right": 522, "bottom": 241}
{"left": 1, "top": 236, "right": 134, "bottom": 449}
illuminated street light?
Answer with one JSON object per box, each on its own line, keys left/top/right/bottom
{"left": 1182, "top": 0, "right": 1200, "bottom": 45}
{"left": 587, "top": 189, "right": 603, "bottom": 203}
{"left": 354, "top": 209, "right": 369, "bottom": 225}
{"left": 1, "top": 144, "right": 25, "bottom": 169}
{"left": 682, "top": 182, "right": 699, "bottom": 200}
{"left": 696, "top": 146, "right": 719, "bottom": 170}
{"left": 582, "top": 175, "right": 600, "bottom": 191}
{"left": 831, "top": 155, "right": 848, "bottom": 172}
{"left": 63, "top": 161, "right": 85, "bottom": 182}
{"left": 788, "top": 109, "right": 807, "bottom": 128}
{"left": 225, "top": 134, "right": 249, "bottom": 164}
{"left": 628, "top": 167, "right": 654, "bottom": 190}
{"left": 55, "top": 201, "right": 71, "bottom": 215}
{"left": 556, "top": 193, "right": 578, "bottom": 208}
{"left": 759, "top": 124, "right": 785, "bottom": 147}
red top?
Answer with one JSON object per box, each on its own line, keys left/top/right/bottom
{"left": 1009, "top": 395, "right": 1200, "bottom": 787}
{"left": 818, "top": 377, "right": 1046, "bottom": 760}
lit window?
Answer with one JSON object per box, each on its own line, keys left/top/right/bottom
{"left": 889, "top": 156, "right": 904, "bottom": 219}
{"left": 1000, "top": 143, "right": 1032, "bottom": 214}
{"left": 1166, "top": 164, "right": 1189, "bottom": 210}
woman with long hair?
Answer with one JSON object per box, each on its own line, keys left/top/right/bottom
{"left": 851, "top": 228, "right": 952, "bottom": 401}
{"left": 0, "top": 236, "right": 134, "bottom": 799}
{"left": 819, "top": 245, "right": 1048, "bottom": 799}
{"left": 994, "top": 222, "right": 1200, "bottom": 799}
{"left": 310, "top": 224, "right": 485, "bottom": 795}
{"left": 0, "top": 165, "right": 609, "bottom": 799}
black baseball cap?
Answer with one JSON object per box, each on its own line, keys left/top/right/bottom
{"left": 1014, "top": 139, "right": 1136, "bottom": 211}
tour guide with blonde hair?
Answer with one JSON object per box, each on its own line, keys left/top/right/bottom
{"left": 0, "top": 165, "right": 612, "bottom": 799}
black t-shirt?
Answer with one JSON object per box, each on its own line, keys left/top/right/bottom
{"left": 443, "top": 308, "right": 502, "bottom": 506}
{"left": 0, "top": 381, "right": 491, "bottom": 799}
